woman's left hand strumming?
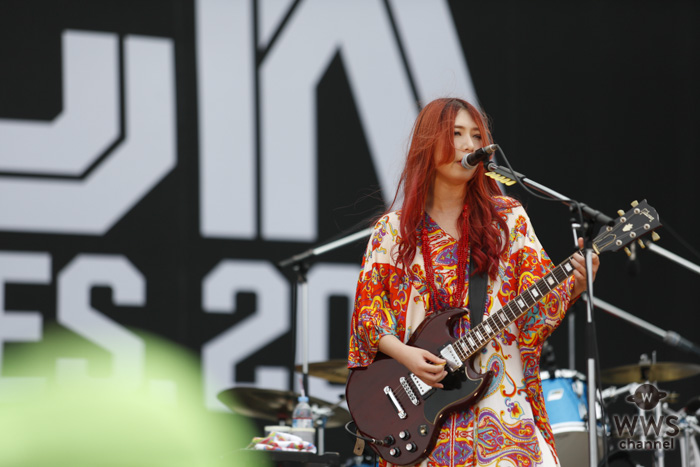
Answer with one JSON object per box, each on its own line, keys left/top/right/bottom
{"left": 570, "top": 237, "right": 600, "bottom": 298}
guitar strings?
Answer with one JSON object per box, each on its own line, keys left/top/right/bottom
{"left": 381, "top": 222, "right": 654, "bottom": 422}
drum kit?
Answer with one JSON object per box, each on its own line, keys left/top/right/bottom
{"left": 218, "top": 354, "right": 700, "bottom": 466}
{"left": 217, "top": 383, "right": 350, "bottom": 429}
{"left": 217, "top": 361, "right": 353, "bottom": 462}
{"left": 542, "top": 354, "right": 700, "bottom": 467}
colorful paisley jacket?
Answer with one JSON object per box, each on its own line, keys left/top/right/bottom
{"left": 348, "top": 196, "right": 575, "bottom": 467}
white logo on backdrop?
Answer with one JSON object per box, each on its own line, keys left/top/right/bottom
{"left": 0, "top": 0, "right": 476, "bottom": 409}
{"left": 0, "top": 252, "right": 51, "bottom": 401}
{"left": 197, "top": 0, "right": 477, "bottom": 241}
{"left": 0, "top": 252, "right": 152, "bottom": 400}
{"left": 0, "top": 30, "right": 176, "bottom": 235}
{"left": 196, "top": 0, "right": 477, "bottom": 407}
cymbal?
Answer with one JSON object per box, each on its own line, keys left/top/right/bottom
{"left": 601, "top": 361, "right": 700, "bottom": 384}
{"left": 295, "top": 360, "right": 349, "bottom": 384}
{"left": 217, "top": 387, "right": 350, "bottom": 428}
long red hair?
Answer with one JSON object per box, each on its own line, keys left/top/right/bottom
{"left": 389, "top": 98, "right": 507, "bottom": 279}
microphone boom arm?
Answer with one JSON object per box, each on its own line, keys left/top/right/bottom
{"left": 484, "top": 163, "right": 615, "bottom": 226}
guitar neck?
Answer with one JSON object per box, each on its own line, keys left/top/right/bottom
{"left": 455, "top": 254, "right": 577, "bottom": 362}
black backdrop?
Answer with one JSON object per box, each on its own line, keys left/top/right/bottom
{"left": 1, "top": 0, "right": 699, "bottom": 464}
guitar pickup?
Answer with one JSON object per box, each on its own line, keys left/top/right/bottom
{"left": 409, "top": 373, "right": 432, "bottom": 396}
{"left": 400, "top": 376, "right": 419, "bottom": 406}
{"left": 439, "top": 344, "right": 463, "bottom": 372}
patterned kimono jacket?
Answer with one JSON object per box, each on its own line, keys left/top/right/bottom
{"left": 348, "top": 196, "right": 575, "bottom": 467}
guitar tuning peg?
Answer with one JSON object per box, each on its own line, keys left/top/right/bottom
{"left": 652, "top": 232, "right": 660, "bottom": 242}
{"left": 637, "top": 239, "right": 646, "bottom": 249}
{"left": 624, "top": 247, "right": 632, "bottom": 257}
{"left": 617, "top": 210, "right": 625, "bottom": 216}
{"left": 631, "top": 200, "right": 639, "bottom": 207}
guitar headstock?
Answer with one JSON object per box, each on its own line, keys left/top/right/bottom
{"left": 593, "top": 200, "right": 661, "bottom": 255}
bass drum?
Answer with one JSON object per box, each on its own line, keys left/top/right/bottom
{"left": 541, "top": 369, "right": 605, "bottom": 467}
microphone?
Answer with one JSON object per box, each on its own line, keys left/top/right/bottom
{"left": 461, "top": 144, "right": 498, "bottom": 169}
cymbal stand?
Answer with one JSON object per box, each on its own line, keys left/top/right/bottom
{"left": 629, "top": 352, "right": 667, "bottom": 467}
{"left": 315, "top": 405, "right": 329, "bottom": 455}
{"left": 313, "top": 396, "right": 345, "bottom": 455}
{"left": 654, "top": 397, "right": 666, "bottom": 467}
{"left": 649, "top": 352, "right": 666, "bottom": 467}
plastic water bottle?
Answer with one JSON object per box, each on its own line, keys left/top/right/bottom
{"left": 291, "top": 395, "right": 313, "bottom": 429}
{"left": 291, "top": 395, "right": 315, "bottom": 445}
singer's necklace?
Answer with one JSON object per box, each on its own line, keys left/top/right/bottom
{"left": 421, "top": 210, "right": 469, "bottom": 313}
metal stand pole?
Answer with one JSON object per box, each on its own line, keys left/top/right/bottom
{"left": 584, "top": 248, "right": 599, "bottom": 467}
{"left": 279, "top": 227, "right": 373, "bottom": 398}
{"left": 654, "top": 399, "right": 665, "bottom": 467}
{"left": 485, "top": 161, "right": 615, "bottom": 467}
{"left": 581, "top": 296, "right": 700, "bottom": 358}
{"left": 679, "top": 417, "right": 690, "bottom": 467}
{"left": 278, "top": 226, "right": 373, "bottom": 453}
{"left": 291, "top": 263, "right": 310, "bottom": 397}
{"left": 568, "top": 311, "right": 576, "bottom": 371}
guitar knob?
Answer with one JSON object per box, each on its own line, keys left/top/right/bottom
{"left": 398, "top": 430, "right": 410, "bottom": 440}
{"left": 637, "top": 239, "right": 646, "bottom": 249}
{"left": 652, "top": 232, "right": 660, "bottom": 242}
{"left": 624, "top": 247, "right": 631, "bottom": 257}
{"left": 617, "top": 209, "right": 625, "bottom": 216}
{"left": 406, "top": 442, "right": 417, "bottom": 452}
{"left": 383, "top": 435, "right": 395, "bottom": 446}
{"left": 389, "top": 447, "right": 401, "bottom": 457}
{"left": 631, "top": 200, "right": 639, "bottom": 207}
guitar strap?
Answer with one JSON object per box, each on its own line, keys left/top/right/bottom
{"left": 468, "top": 254, "right": 488, "bottom": 328}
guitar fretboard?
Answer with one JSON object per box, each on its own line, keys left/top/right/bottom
{"left": 451, "top": 255, "right": 576, "bottom": 362}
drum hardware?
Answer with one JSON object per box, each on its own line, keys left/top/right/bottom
{"left": 662, "top": 398, "right": 700, "bottom": 467}
{"left": 604, "top": 352, "right": 699, "bottom": 467}
{"left": 682, "top": 396, "right": 700, "bottom": 417}
{"left": 601, "top": 383, "right": 637, "bottom": 404}
{"left": 541, "top": 369, "right": 607, "bottom": 467}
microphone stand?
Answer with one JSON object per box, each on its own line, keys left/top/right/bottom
{"left": 486, "top": 162, "right": 613, "bottom": 467}
{"left": 643, "top": 241, "right": 700, "bottom": 277}
{"left": 277, "top": 227, "right": 372, "bottom": 446}
{"left": 587, "top": 228, "right": 700, "bottom": 357}
{"left": 581, "top": 296, "right": 700, "bottom": 358}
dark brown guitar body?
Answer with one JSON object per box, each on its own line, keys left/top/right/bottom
{"left": 345, "top": 308, "right": 493, "bottom": 466}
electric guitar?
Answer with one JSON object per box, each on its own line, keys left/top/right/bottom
{"left": 345, "top": 200, "right": 661, "bottom": 466}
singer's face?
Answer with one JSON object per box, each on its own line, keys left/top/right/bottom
{"left": 434, "top": 108, "right": 483, "bottom": 187}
